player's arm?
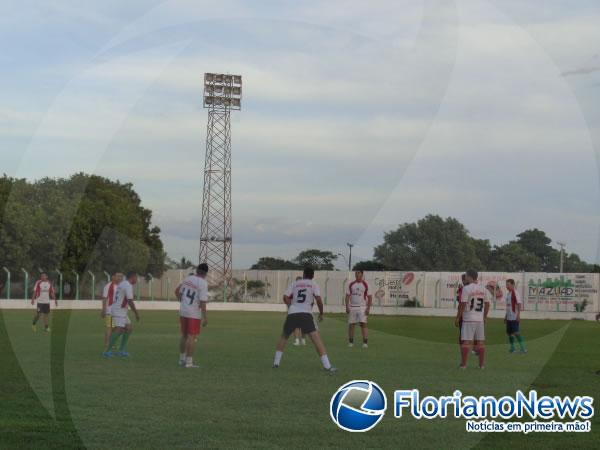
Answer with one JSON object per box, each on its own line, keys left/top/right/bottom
{"left": 175, "top": 284, "right": 182, "bottom": 302}
{"left": 128, "top": 298, "right": 140, "bottom": 321}
{"left": 31, "top": 282, "right": 37, "bottom": 305}
{"left": 200, "top": 301, "right": 208, "bottom": 327}
{"left": 283, "top": 285, "right": 293, "bottom": 307}
{"left": 344, "top": 293, "right": 350, "bottom": 313}
{"left": 51, "top": 285, "right": 58, "bottom": 307}
{"left": 315, "top": 295, "right": 324, "bottom": 321}
{"left": 455, "top": 302, "right": 466, "bottom": 327}
{"left": 483, "top": 291, "right": 492, "bottom": 322}
{"left": 366, "top": 294, "right": 373, "bottom": 315}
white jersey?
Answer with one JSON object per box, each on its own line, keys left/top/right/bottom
{"left": 505, "top": 289, "right": 522, "bottom": 321}
{"left": 102, "top": 282, "right": 117, "bottom": 315}
{"left": 178, "top": 275, "right": 209, "bottom": 319}
{"left": 460, "top": 282, "right": 492, "bottom": 322}
{"left": 33, "top": 280, "right": 54, "bottom": 304}
{"left": 347, "top": 280, "right": 369, "bottom": 308}
{"left": 285, "top": 279, "right": 321, "bottom": 315}
{"left": 111, "top": 280, "right": 134, "bottom": 318}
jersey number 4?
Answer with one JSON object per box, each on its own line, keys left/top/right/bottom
{"left": 186, "top": 289, "right": 196, "bottom": 305}
{"left": 469, "top": 297, "right": 484, "bottom": 312}
{"left": 296, "top": 289, "right": 307, "bottom": 303}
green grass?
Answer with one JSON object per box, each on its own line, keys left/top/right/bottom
{"left": 1, "top": 309, "right": 599, "bottom": 449}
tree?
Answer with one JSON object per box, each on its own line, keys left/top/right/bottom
{"left": 0, "top": 173, "right": 166, "bottom": 277}
{"left": 373, "top": 215, "right": 484, "bottom": 271}
{"left": 352, "top": 260, "right": 386, "bottom": 271}
{"left": 293, "top": 249, "right": 337, "bottom": 270}
{"left": 250, "top": 257, "right": 300, "bottom": 270}
{"left": 515, "top": 229, "right": 555, "bottom": 271}
{"left": 488, "top": 243, "right": 541, "bottom": 272}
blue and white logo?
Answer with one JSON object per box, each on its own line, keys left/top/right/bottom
{"left": 330, "top": 380, "right": 387, "bottom": 432}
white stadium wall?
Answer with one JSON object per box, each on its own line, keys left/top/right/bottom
{"left": 2, "top": 270, "right": 599, "bottom": 320}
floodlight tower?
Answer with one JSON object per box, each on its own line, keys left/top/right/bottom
{"left": 200, "top": 73, "right": 242, "bottom": 298}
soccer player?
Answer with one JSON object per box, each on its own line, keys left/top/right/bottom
{"left": 176, "top": 263, "right": 209, "bottom": 368}
{"left": 345, "top": 270, "right": 372, "bottom": 348}
{"left": 31, "top": 272, "right": 57, "bottom": 332}
{"left": 505, "top": 279, "right": 527, "bottom": 353}
{"left": 272, "top": 267, "right": 336, "bottom": 373}
{"left": 292, "top": 276, "right": 306, "bottom": 346}
{"left": 455, "top": 270, "right": 492, "bottom": 369}
{"left": 455, "top": 273, "right": 468, "bottom": 346}
{"left": 101, "top": 272, "right": 121, "bottom": 348}
{"left": 103, "top": 272, "right": 139, "bottom": 358}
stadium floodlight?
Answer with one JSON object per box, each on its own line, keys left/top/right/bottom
{"left": 200, "top": 73, "right": 243, "bottom": 300}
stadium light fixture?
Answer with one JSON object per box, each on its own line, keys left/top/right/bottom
{"left": 203, "top": 72, "right": 242, "bottom": 111}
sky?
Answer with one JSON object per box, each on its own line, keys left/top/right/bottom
{"left": 2, "top": 0, "right": 600, "bottom": 269}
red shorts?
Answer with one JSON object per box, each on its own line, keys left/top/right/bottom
{"left": 180, "top": 317, "right": 201, "bottom": 336}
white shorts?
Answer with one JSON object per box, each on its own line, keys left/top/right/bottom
{"left": 348, "top": 308, "right": 367, "bottom": 324}
{"left": 112, "top": 315, "right": 131, "bottom": 328}
{"left": 461, "top": 321, "right": 485, "bottom": 341}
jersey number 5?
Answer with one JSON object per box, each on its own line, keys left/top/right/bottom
{"left": 296, "top": 289, "right": 307, "bottom": 303}
{"left": 470, "top": 297, "right": 484, "bottom": 312}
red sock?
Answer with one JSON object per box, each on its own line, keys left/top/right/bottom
{"left": 477, "top": 346, "right": 486, "bottom": 367}
{"left": 460, "top": 345, "right": 470, "bottom": 367}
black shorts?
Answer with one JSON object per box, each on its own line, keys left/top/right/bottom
{"left": 37, "top": 304, "right": 50, "bottom": 314}
{"left": 283, "top": 313, "right": 317, "bottom": 338}
{"left": 506, "top": 320, "right": 520, "bottom": 335}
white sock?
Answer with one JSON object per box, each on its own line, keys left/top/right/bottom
{"left": 186, "top": 356, "right": 193, "bottom": 365}
{"left": 294, "top": 338, "right": 299, "bottom": 344}
{"left": 320, "top": 354, "right": 331, "bottom": 370}
{"left": 180, "top": 353, "right": 186, "bottom": 362}
{"left": 274, "top": 350, "right": 283, "bottom": 366}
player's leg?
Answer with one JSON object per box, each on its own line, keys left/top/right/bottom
{"left": 459, "top": 322, "right": 473, "bottom": 368}
{"left": 179, "top": 317, "right": 188, "bottom": 365}
{"left": 273, "top": 316, "right": 294, "bottom": 367}
{"left": 293, "top": 328, "right": 302, "bottom": 346}
{"left": 42, "top": 311, "right": 49, "bottom": 331}
{"left": 475, "top": 339, "right": 486, "bottom": 368}
{"left": 475, "top": 323, "right": 486, "bottom": 368}
{"left": 507, "top": 320, "right": 516, "bottom": 352}
{"left": 348, "top": 323, "right": 355, "bottom": 347}
{"left": 32, "top": 308, "right": 40, "bottom": 332}
{"left": 513, "top": 321, "right": 526, "bottom": 353}
{"left": 183, "top": 318, "right": 201, "bottom": 368}
{"left": 104, "top": 315, "right": 113, "bottom": 349}
{"left": 360, "top": 322, "right": 368, "bottom": 348}
{"left": 104, "top": 326, "right": 123, "bottom": 356}
{"left": 118, "top": 321, "right": 133, "bottom": 356}
{"left": 307, "top": 331, "right": 335, "bottom": 372}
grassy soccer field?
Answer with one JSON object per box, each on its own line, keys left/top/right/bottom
{"left": 1, "top": 309, "right": 599, "bottom": 449}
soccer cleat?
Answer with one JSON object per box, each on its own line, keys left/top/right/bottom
{"left": 293, "top": 340, "right": 300, "bottom": 346}
{"left": 509, "top": 348, "right": 517, "bottom": 353}
{"left": 272, "top": 364, "right": 279, "bottom": 369}
{"left": 520, "top": 349, "right": 528, "bottom": 354}
{"left": 102, "top": 351, "right": 113, "bottom": 358}
{"left": 178, "top": 360, "right": 186, "bottom": 367}
{"left": 117, "top": 351, "right": 130, "bottom": 357}
{"left": 459, "top": 365, "right": 467, "bottom": 370}
{"left": 479, "top": 366, "right": 485, "bottom": 370}
{"left": 471, "top": 350, "right": 478, "bottom": 355}
{"left": 362, "top": 343, "right": 368, "bottom": 349}
{"left": 185, "top": 363, "right": 200, "bottom": 369}
{"left": 45, "top": 327, "right": 51, "bottom": 333}
{"left": 348, "top": 343, "right": 354, "bottom": 348}
{"left": 326, "top": 367, "right": 338, "bottom": 374}
{"left": 32, "top": 325, "right": 37, "bottom": 333}
{"left": 301, "top": 339, "right": 306, "bottom": 346}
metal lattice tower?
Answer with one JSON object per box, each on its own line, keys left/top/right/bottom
{"left": 199, "top": 73, "right": 242, "bottom": 296}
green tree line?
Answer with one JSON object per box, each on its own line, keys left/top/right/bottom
{"left": 0, "top": 173, "right": 166, "bottom": 279}
{"left": 252, "top": 215, "right": 598, "bottom": 273}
